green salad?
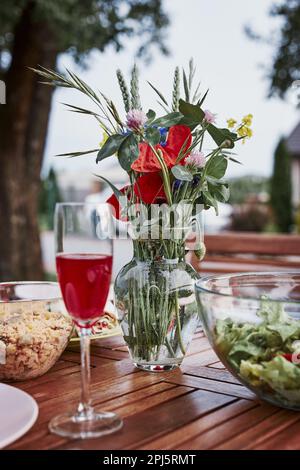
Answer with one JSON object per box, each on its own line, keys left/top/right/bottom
{"left": 214, "top": 299, "right": 300, "bottom": 405}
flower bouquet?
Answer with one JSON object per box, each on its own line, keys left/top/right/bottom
{"left": 35, "top": 60, "right": 252, "bottom": 370}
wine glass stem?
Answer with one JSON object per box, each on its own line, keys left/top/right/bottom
{"left": 77, "top": 328, "right": 93, "bottom": 419}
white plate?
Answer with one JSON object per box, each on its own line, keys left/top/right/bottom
{"left": 0, "top": 383, "right": 38, "bottom": 449}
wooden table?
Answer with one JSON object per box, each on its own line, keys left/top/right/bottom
{"left": 7, "top": 330, "right": 300, "bottom": 450}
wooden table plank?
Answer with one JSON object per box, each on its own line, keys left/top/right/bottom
{"left": 140, "top": 399, "right": 255, "bottom": 450}
{"left": 164, "top": 371, "right": 256, "bottom": 400}
{"left": 178, "top": 404, "right": 278, "bottom": 450}
{"left": 11, "top": 378, "right": 184, "bottom": 450}
{"left": 6, "top": 332, "right": 300, "bottom": 450}
{"left": 58, "top": 390, "right": 235, "bottom": 450}
{"left": 253, "top": 418, "right": 300, "bottom": 450}
{"left": 181, "top": 365, "right": 241, "bottom": 385}
{"left": 217, "top": 409, "right": 300, "bottom": 450}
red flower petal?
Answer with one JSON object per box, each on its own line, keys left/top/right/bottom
{"left": 164, "top": 125, "right": 192, "bottom": 165}
{"left": 131, "top": 125, "right": 192, "bottom": 173}
{"left": 134, "top": 173, "right": 166, "bottom": 204}
{"left": 106, "top": 186, "right": 130, "bottom": 220}
{"left": 131, "top": 143, "right": 170, "bottom": 173}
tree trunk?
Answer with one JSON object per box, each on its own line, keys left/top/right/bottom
{"left": 0, "top": 2, "right": 58, "bottom": 281}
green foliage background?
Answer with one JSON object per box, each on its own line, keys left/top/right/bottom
{"left": 270, "top": 138, "right": 292, "bottom": 233}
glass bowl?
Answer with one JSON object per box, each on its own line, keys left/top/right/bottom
{"left": 0, "top": 282, "right": 73, "bottom": 382}
{"left": 195, "top": 272, "right": 300, "bottom": 410}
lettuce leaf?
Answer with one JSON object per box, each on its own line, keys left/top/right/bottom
{"left": 241, "top": 356, "right": 300, "bottom": 391}
{"left": 214, "top": 300, "right": 300, "bottom": 404}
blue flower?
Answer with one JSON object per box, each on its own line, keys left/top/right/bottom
{"left": 173, "top": 179, "right": 182, "bottom": 191}
{"left": 192, "top": 176, "right": 200, "bottom": 188}
{"left": 159, "top": 127, "right": 168, "bottom": 136}
{"left": 159, "top": 127, "right": 168, "bottom": 146}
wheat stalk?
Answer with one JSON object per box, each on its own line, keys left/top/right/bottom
{"left": 130, "top": 64, "right": 142, "bottom": 110}
{"left": 171, "top": 66, "right": 180, "bottom": 111}
{"left": 116, "top": 69, "right": 130, "bottom": 113}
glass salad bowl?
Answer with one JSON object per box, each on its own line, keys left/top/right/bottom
{"left": 196, "top": 272, "right": 300, "bottom": 410}
{"left": 0, "top": 282, "right": 73, "bottom": 382}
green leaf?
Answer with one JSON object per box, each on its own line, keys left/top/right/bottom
{"left": 220, "top": 151, "right": 242, "bottom": 165}
{"left": 62, "top": 103, "right": 100, "bottom": 117}
{"left": 203, "top": 191, "right": 219, "bottom": 215}
{"left": 157, "top": 100, "right": 170, "bottom": 114}
{"left": 268, "top": 323, "right": 300, "bottom": 343}
{"left": 93, "top": 174, "right": 123, "bottom": 200}
{"left": 229, "top": 341, "right": 265, "bottom": 365}
{"left": 145, "top": 127, "right": 161, "bottom": 146}
{"left": 179, "top": 99, "right": 203, "bottom": 122}
{"left": 94, "top": 174, "right": 129, "bottom": 219}
{"left": 209, "top": 127, "right": 237, "bottom": 149}
{"left": 151, "top": 112, "right": 182, "bottom": 127}
{"left": 179, "top": 99, "right": 237, "bottom": 148}
{"left": 179, "top": 117, "right": 200, "bottom": 129}
{"left": 248, "top": 356, "right": 300, "bottom": 396}
{"left": 198, "top": 89, "right": 209, "bottom": 107}
{"left": 56, "top": 148, "right": 98, "bottom": 158}
{"left": 259, "top": 299, "right": 288, "bottom": 324}
{"left": 146, "top": 109, "right": 156, "bottom": 123}
{"left": 182, "top": 68, "right": 190, "bottom": 102}
{"left": 96, "top": 134, "right": 126, "bottom": 163}
{"left": 208, "top": 182, "right": 230, "bottom": 203}
{"left": 192, "top": 81, "right": 202, "bottom": 104}
{"left": 118, "top": 133, "right": 139, "bottom": 171}
{"left": 206, "top": 176, "right": 227, "bottom": 186}
{"left": 171, "top": 165, "right": 193, "bottom": 182}
{"left": 205, "top": 154, "right": 228, "bottom": 179}
{"left": 147, "top": 81, "right": 169, "bottom": 106}
{"left": 228, "top": 156, "right": 242, "bottom": 165}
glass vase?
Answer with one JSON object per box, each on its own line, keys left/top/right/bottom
{"left": 114, "top": 239, "right": 200, "bottom": 371}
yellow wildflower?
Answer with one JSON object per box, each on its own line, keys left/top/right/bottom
{"left": 245, "top": 127, "right": 253, "bottom": 138}
{"left": 242, "top": 113, "right": 253, "bottom": 126}
{"left": 237, "top": 125, "right": 252, "bottom": 138}
{"left": 237, "top": 124, "right": 253, "bottom": 143}
{"left": 227, "top": 118, "right": 237, "bottom": 129}
{"left": 237, "top": 126, "right": 247, "bottom": 138}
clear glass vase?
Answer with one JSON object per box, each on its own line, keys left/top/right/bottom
{"left": 114, "top": 239, "right": 200, "bottom": 371}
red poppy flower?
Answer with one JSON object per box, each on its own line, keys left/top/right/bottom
{"left": 134, "top": 172, "right": 166, "bottom": 204}
{"left": 106, "top": 186, "right": 130, "bottom": 220}
{"left": 131, "top": 125, "right": 192, "bottom": 173}
{"left": 107, "top": 173, "right": 167, "bottom": 219}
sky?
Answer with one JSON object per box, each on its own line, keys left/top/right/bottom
{"left": 43, "top": 0, "right": 300, "bottom": 183}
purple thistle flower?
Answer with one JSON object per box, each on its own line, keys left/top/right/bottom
{"left": 126, "top": 109, "right": 147, "bottom": 130}
{"left": 203, "top": 109, "right": 216, "bottom": 124}
{"left": 185, "top": 151, "right": 206, "bottom": 168}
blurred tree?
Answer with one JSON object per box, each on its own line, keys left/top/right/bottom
{"left": 228, "top": 175, "right": 270, "bottom": 205}
{"left": 0, "top": 0, "right": 169, "bottom": 281}
{"left": 270, "top": 138, "right": 293, "bottom": 232}
{"left": 39, "top": 168, "right": 61, "bottom": 231}
{"left": 246, "top": 0, "right": 300, "bottom": 97}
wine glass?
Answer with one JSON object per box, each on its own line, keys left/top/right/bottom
{"left": 49, "top": 203, "right": 123, "bottom": 439}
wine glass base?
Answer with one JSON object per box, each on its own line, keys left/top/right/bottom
{"left": 49, "top": 410, "right": 123, "bottom": 439}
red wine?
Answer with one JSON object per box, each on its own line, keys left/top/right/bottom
{"left": 56, "top": 253, "right": 112, "bottom": 325}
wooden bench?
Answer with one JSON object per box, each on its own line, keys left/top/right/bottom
{"left": 189, "top": 232, "right": 300, "bottom": 274}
